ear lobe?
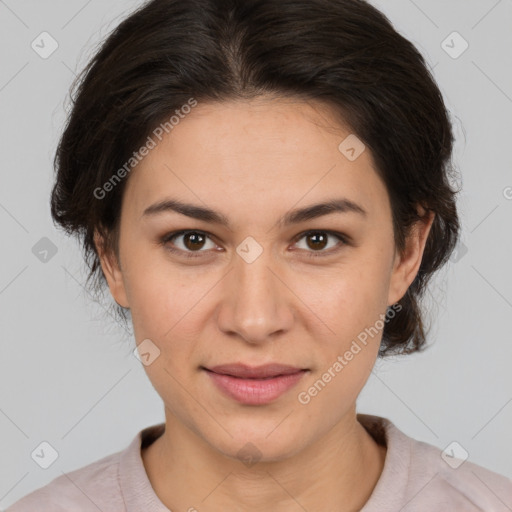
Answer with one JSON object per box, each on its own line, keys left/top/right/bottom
{"left": 93, "top": 230, "right": 129, "bottom": 308}
{"left": 387, "top": 210, "right": 435, "bottom": 306}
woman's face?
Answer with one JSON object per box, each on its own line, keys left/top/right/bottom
{"left": 98, "top": 97, "right": 431, "bottom": 461}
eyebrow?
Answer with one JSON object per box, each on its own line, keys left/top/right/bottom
{"left": 141, "top": 197, "right": 367, "bottom": 229}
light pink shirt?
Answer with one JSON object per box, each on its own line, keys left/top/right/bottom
{"left": 7, "top": 414, "right": 512, "bottom": 511}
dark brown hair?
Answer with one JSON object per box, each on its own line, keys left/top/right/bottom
{"left": 50, "top": 0, "right": 460, "bottom": 356}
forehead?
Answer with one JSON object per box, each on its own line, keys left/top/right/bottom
{"left": 121, "top": 97, "right": 389, "bottom": 226}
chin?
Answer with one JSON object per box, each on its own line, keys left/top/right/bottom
{"left": 207, "top": 425, "right": 310, "bottom": 465}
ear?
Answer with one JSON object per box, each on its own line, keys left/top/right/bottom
{"left": 94, "top": 229, "right": 130, "bottom": 308}
{"left": 387, "top": 208, "right": 435, "bottom": 306}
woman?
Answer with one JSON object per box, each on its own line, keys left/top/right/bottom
{"left": 8, "top": 0, "right": 512, "bottom": 510}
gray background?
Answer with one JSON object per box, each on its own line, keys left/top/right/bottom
{"left": 1, "top": 0, "right": 511, "bottom": 507}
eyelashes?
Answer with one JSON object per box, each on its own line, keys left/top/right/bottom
{"left": 160, "top": 229, "right": 349, "bottom": 260}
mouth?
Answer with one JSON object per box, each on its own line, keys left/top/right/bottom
{"left": 201, "top": 363, "right": 309, "bottom": 405}
{"left": 202, "top": 363, "right": 307, "bottom": 379}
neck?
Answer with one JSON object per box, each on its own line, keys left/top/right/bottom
{"left": 142, "top": 409, "right": 387, "bottom": 512}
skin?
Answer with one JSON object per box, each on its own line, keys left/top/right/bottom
{"left": 95, "top": 96, "right": 434, "bottom": 512}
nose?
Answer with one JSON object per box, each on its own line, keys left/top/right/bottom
{"left": 215, "top": 246, "right": 294, "bottom": 345}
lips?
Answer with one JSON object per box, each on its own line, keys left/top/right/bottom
{"left": 203, "top": 363, "right": 308, "bottom": 405}
{"left": 204, "top": 363, "right": 305, "bottom": 379}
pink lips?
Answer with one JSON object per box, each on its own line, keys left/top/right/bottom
{"left": 203, "top": 363, "right": 308, "bottom": 405}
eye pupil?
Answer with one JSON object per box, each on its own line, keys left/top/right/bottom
{"left": 184, "top": 232, "right": 205, "bottom": 250}
{"left": 307, "top": 232, "right": 328, "bottom": 250}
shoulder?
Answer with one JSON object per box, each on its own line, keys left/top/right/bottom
{"left": 6, "top": 447, "right": 124, "bottom": 511}
{"left": 407, "top": 434, "right": 512, "bottom": 511}
{"left": 359, "top": 414, "right": 512, "bottom": 512}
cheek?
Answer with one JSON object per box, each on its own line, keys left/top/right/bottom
{"left": 119, "top": 238, "right": 196, "bottom": 334}
{"left": 294, "top": 264, "right": 388, "bottom": 410}
{"left": 294, "top": 255, "right": 392, "bottom": 339}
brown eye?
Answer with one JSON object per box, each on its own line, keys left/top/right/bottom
{"left": 293, "top": 230, "right": 347, "bottom": 257}
{"left": 182, "top": 232, "right": 207, "bottom": 251}
{"left": 305, "top": 232, "right": 328, "bottom": 251}
{"left": 161, "top": 230, "right": 217, "bottom": 258}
